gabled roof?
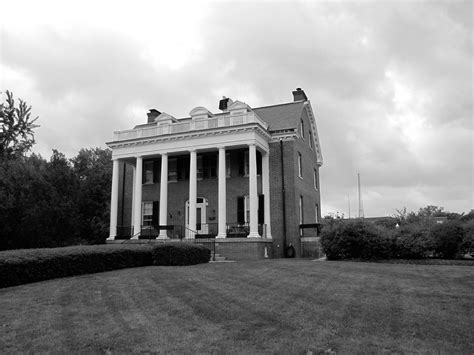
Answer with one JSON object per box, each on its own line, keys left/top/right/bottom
{"left": 253, "top": 101, "right": 305, "bottom": 131}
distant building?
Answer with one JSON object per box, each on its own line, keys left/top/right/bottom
{"left": 106, "top": 88, "right": 323, "bottom": 258}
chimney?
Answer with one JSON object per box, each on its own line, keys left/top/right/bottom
{"left": 147, "top": 109, "right": 161, "bottom": 123}
{"left": 218, "top": 96, "right": 233, "bottom": 112}
{"left": 292, "top": 88, "right": 308, "bottom": 102}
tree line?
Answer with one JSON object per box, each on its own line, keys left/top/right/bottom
{"left": 1, "top": 91, "right": 112, "bottom": 250}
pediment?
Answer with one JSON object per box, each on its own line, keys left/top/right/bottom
{"left": 228, "top": 100, "right": 251, "bottom": 115}
{"left": 155, "top": 112, "right": 178, "bottom": 124}
{"left": 189, "top": 106, "right": 214, "bottom": 119}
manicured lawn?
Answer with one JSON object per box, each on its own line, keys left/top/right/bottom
{"left": 0, "top": 260, "right": 472, "bottom": 353}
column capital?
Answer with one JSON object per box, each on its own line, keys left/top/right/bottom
{"left": 161, "top": 152, "right": 168, "bottom": 157}
{"left": 188, "top": 148, "right": 197, "bottom": 153}
{"left": 248, "top": 143, "right": 256, "bottom": 147}
{"left": 217, "top": 145, "right": 226, "bottom": 151}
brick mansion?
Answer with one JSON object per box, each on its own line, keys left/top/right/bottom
{"left": 106, "top": 88, "right": 323, "bottom": 258}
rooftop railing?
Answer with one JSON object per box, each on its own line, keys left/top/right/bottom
{"left": 113, "top": 111, "right": 268, "bottom": 141}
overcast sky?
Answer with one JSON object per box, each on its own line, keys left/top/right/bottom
{"left": 1, "top": 0, "right": 472, "bottom": 217}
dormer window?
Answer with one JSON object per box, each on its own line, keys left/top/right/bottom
{"left": 228, "top": 100, "right": 251, "bottom": 116}
{"left": 154, "top": 112, "right": 178, "bottom": 125}
{"left": 189, "top": 107, "right": 214, "bottom": 120}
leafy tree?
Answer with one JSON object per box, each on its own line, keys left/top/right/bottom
{"left": 0, "top": 91, "right": 39, "bottom": 159}
{"left": 430, "top": 221, "right": 465, "bottom": 259}
{"left": 72, "top": 148, "right": 112, "bottom": 244}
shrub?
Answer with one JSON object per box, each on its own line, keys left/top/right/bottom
{"left": 152, "top": 243, "right": 210, "bottom": 266}
{"left": 0, "top": 245, "right": 153, "bottom": 288}
{"left": 430, "top": 221, "right": 465, "bottom": 259}
{"left": 392, "top": 223, "right": 433, "bottom": 259}
{"left": 320, "top": 220, "right": 392, "bottom": 260}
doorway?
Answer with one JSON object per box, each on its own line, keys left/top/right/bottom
{"left": 185, "top": 197, "right": 208, "bottom": 237}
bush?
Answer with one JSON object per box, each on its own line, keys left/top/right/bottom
{"left": 320, "top": 220, "right": 392, "bottom": 260}
{"left": 430, "top": 221, "right": 465, "bottom": 259}
{"left": 392, "top": 223, "right": 433, "bottom": 259}
{"left": 152, "top": 243, "right": 210, "bottom": 266}
{"left": 0, "top": 245, "right": 153, "bottom": 288}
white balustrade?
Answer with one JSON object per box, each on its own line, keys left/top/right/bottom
{"left": 113, "top": 112, "right": 268, "bottom": 141}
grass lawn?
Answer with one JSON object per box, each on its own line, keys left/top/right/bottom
{"left": 0, "top": 260, "right": 473, "bottom": 353}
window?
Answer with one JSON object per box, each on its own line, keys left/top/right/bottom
{"left": 226, "top": 153, "right": 231, "bottom": 178}
{"left": 298, "top": 152, "right": 303, "bottom": 178}
{"left": 314, "top": 169, "right": 318, "bottom": 190}
{"left": 300, "top": 119, "right": 305, "bottom": 139}
{"left": 309, "top": 131, "right": 313, "bottom": 149}
{"left": 197, "top": 155, "right": 203, "bottom": 180}
{"left": 168, "top": 158, "right": 178, "bottom": 182}
{"left": 299, "top": 196, "right": 304, "bottom": 225}
{"left": 244, "top": 151, "right": 249, "bottom": 176}
{"left": 142, "top": 201, "right": 153, "bottom": 226}
{"left": 143, "top": 161, "right": 154, "bottom": 184}
{"left": 315, "top": 204, "right": 319, "bottom": 223}
{"left": 203, "top": 154, "right": 217, "bottom": 179}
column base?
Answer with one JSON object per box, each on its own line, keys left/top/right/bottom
{"left": 157, "top": 233, "right": 169, "bottom": 240}
{"left": 131, "top": 235, "right": 139, "bottom": 240}
{"left": 247, "top": 232, "right": 261, "bottom": 238}
{"left": 216, "top": 233, "right": 227, "bottom": 239}
{"left": 106, "top": 236, "right": 115, "bottom": 241}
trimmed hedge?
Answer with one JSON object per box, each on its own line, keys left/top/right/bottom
{"left": 152, "top": 243, "right": 210, "bottom": 266}
{"left": 0, "top": 245, "right": 153, "bottom": 288}
{"left": 321, "top": 219, "right": 392, "bottom": 260}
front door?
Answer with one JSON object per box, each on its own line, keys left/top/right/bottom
{"left": 185, "top": 197, "right": 208, "bottom": 237}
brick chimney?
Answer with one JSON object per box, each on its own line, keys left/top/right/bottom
{"left": 147, "top": 109, "right": 161, "bottom": 123}
{"left": 218, "top": 96, "right": 233, "bottom": 112}
{"left": 292, "top": 88, "right": 308, "bottom": 102}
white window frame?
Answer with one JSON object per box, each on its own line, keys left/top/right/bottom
{"left": 168, "top": 157, "right": 178, "bottom": 182}
{"left": 300, "top": 119, "right": 305, "bottom": 140}
{"left": 143, "top": 161, "right": 154, "bottom": 184}
{"left": 298, "top": 152, "right": 303, "bottom": 179}
{"left": 244, "top": 195, "right": 250, "bottom": 223}
{"left": 142, "top": 201, "right": 153, "bottom": 227}
{"left": 226, "top": 152, "right": 231, "bottom": 178}
{"left": 315, "top": 204, "right": 319, "bottom": 223}
{"left": 313, "top": 169, "right": 318, "bottom": 190}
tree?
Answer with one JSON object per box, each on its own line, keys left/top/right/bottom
{"left": 0, "top": 91, "right": 39, "bottom": 159}
{"left": 72, "top": 148, "right": 112, "bottom": 244}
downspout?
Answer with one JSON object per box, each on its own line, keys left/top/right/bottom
{"left": 280, "top": 139, "right": 287, "bottom": 256}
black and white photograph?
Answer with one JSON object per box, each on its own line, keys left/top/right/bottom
{"left": 1, "top": 0, "right": 472, "bottom": 353}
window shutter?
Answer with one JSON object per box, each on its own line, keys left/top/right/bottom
{"left": 237, "top": 197, "right": 245, "bottom": 224}
{"left": 257, "top": 151, "right": 262, "bottom": 175}
{"left": 153, "top": 161, "right": 160, "bottom": 183}
{"left": 152, "top": 201, "right": 159, "bottom": 227}
{"left": 258, "top": 194, "right": 264, "bottom": 224}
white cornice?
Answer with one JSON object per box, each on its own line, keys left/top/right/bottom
{"left": 304, "top": 101, "right": 323, "bottom": 166}
{"left": 107, "top": 124, "right": 271, "bottom": 150}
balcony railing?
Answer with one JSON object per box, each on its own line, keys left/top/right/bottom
{"left": 113, "top": 112, "right": 269, "bottom": 141}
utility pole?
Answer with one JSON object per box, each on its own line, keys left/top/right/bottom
{"left": 358, "top": 172, "right": 364, "bottom": 218}
{"left": 348, "top": 195, "right": 351, "bottom": 219}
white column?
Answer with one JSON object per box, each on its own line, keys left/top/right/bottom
{"left": 158, "top": 153, "right": 169, "bottom": 239}
{"left": 130, "top": 166, "right": 135, "bottom": 228}
{"left": 248, "top": 144, "right": 260, "bottom": 238}
{"left": 132, "top": 156, "right": 143, "bottom": 239}
{"left": 217, "top": 147, "right": 227, "bottom": 238}
{"left": 107, "top": 158, "right": 120, "bottom": 240}
{"left": 262, "top": 151, "right": 272, "bottom": 239}
{"left": 188, "top": 150, "right": 197, "bottom": 238}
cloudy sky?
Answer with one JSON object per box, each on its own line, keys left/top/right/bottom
{"left": 1, "top": 0, "right": 472, "bottom": 217}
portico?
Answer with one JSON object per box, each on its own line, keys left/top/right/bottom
{"left": 107, "top": 102, "right": 272, "bottom": 241}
